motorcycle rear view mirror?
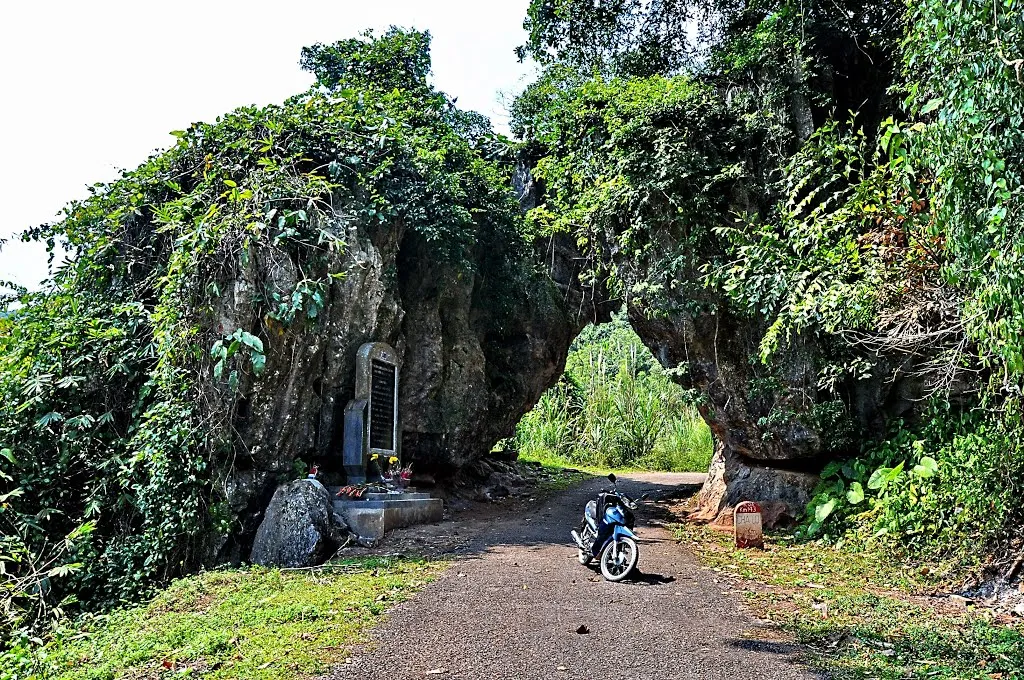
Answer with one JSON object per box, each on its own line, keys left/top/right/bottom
{"left": 607, "top": 473, "right": 616, "bottom": 484}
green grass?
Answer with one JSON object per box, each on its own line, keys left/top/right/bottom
{"left": 516, "top": 409, "right": 713, "bottom": 475}
{"left": 514, "top": 315, "right": 714, "bottom": 473}
{"left": 519, "top": 449, "right": 643, "bottom": 479}
{"left": 640, "top": 409, "right": 715, "bottom": 472}
{"left": 674, "top": 523, "right": 1024, "bottom": 679}
{"left": 32, "top": 557, "right": 446, "bottom": 680}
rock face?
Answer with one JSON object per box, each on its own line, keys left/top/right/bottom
{"left": 213, "top": 209, "right": 604, "bottom": 561}
{"left": 213, "top": 169, "right": 911, "bottom": 550}
{"left": 626, "top": 303, "right": 816, "bottom": 525}
{"left": 628, "top": 292, "right": 919, "bottom": 527}
{"left": 250, "top": 480, "right": 343, "bottom": 567}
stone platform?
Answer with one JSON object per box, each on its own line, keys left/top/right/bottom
{"left": 330, "top": 488, "right": 444, "bottom": 541}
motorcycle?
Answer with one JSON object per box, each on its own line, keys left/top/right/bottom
{"left": 570, "top": 474, "right": 649, "bottom": 582}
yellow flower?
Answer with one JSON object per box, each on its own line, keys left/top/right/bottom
{"left": 370, "top": 454, "right": 380, "bottom": 461}
{"left": 388, "top": 456, "right": 399, "bottom": 464}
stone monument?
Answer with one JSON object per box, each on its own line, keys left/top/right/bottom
{"left": 343, "top": 342, "right": 401, "bottom": 484}
{"left": 336, "top": 341, "right": 442, "bottom": 542}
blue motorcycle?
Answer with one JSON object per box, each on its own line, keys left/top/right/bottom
{"left": 571, "top": 474, "right": 648, "bottom": 582}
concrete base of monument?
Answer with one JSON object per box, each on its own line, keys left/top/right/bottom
{"left": 329, "top": 489, "right": 444, "bottom": 542}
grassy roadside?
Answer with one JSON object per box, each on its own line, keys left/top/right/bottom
{"left": 673, "top": 524, "right": 1024, "bottom": 679}
{"left": 519, "top": 449, "right": 645, "bottom": 478}
{"left": 28, "top": 557, "right": 446, "bottom": 680}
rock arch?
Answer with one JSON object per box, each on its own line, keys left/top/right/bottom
{"left": 219, "top": 205, "right": 918, "bottom": 560}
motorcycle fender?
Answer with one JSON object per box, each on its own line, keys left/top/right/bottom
{"left": 592, "top": 525, "right": 613, "bottom": 557}
{"left": 612, "top": 525, "right": 636, "bottom": 540}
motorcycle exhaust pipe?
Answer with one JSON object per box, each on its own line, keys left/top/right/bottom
{"left": 570, "top": 529, "right": 585, "bottom": 550}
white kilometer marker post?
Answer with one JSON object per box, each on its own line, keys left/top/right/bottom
{"left": 733, "top": 501, "right": 764, "bottom": 549}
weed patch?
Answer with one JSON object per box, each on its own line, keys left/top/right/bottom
{"left": 30, "top": 558, "right": 445, "bottom": 680}
{"left": 674, "top": 524, "right": 1024, "bottom": 679}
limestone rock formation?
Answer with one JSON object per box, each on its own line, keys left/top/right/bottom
{"left": 250, "top": 479, "right": 344, "bottom": 568}
{"left": 215, "top": 163, "right": 903, "bottom": 551}
{"left": 214, "top": 212, "right": 604, "bottom": 561}
{"left": 629, "top": 296, "right": 919, "bottom": 527}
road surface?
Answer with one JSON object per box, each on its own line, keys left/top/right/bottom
{"left": 327, "top": 472, "right": 819, "bottom": 680}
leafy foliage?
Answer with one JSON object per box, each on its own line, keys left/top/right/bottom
{"left": 515, "top": 315, "right": 713, "bottom": 471}
{"left": 301, "top": 27, "right": 432, "bottom": 93}
{"left": 513, "top": 71, "right": 754, "bottom": 310}
{"left": 902, "top": 0, "right": 1024, "bottom": 378}
{"left": 768, "top": 0, "right": 1024, "bottom": 559}
{"left": 519, "top": 0, "right": 698, "bottom": 76}
{"left": 513, "top": 0, "right": 902, "bottom": 316}
{"left": 805, "top": 403, "right": 1024, "bottom": 562}
{"left": 0, "top": 28, "right": 525, "bottom": 643}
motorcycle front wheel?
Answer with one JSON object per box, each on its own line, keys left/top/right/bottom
{"left": 599, "top": 536, "right": 639, "bottom": 582}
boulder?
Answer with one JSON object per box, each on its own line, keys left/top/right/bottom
{"left": 446, "top": 457, "right": 535, "bottom": 502}
{"left": 250, "top": 480, "right": 344, "bottom": 568}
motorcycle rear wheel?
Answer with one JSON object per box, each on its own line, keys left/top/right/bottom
{"left": 599, "top": 537, "right": 638, "bottom": 582}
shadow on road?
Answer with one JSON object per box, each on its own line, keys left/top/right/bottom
{"left": 626, "top": 569, "right": 677, "bottom": 586}
{"left": 728, "top": 638, "right": 807, "bottom": 656}
{"left": 340, "top": 472, "right": 705, "bottom": 561}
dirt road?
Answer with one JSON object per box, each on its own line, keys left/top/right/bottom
{"left": 328, "top": 473, "right": 819, "bottom": 680}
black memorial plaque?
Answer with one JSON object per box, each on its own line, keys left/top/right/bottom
{"left": 369, "top": 359, "right": 396, "bottom": 450}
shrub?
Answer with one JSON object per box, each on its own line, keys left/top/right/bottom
{"left": 805, "top": 401, "right": 1024, "bottom": 562}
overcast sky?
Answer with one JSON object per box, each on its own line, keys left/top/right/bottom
{"left": 0, "top": 0, "right": 534, "bottom": 290}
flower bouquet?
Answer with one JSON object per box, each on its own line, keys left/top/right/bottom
{"left": 370, "top": 453, "right": 401, "bottom": 488}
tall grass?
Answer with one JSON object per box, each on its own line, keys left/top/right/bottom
{"left": 514, "top": 316, "right": 714, "bottom": 472}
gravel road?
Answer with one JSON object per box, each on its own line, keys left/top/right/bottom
{"left": 327, "top": 472, "right": 821, "bottom": 680}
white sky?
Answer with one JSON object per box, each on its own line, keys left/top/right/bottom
{"left": 0, "top": 0, "right": 534, "bottom": 290}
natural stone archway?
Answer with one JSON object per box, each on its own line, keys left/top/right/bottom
{"left": 507, "top": 159, "right": 926, "bottom": 528}
{"left": 213, "top": 183, "right": 920, "bottom": 557}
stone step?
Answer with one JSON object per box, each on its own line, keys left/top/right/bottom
{"left": 364, "top": 492, "right": 432, "bottom": 501}
{"left": 332, "top": 496, "right": 444, "bottom": 542}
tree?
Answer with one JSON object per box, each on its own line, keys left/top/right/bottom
{"left": 300, "top": 27, "right": 432, "bottom": 92}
